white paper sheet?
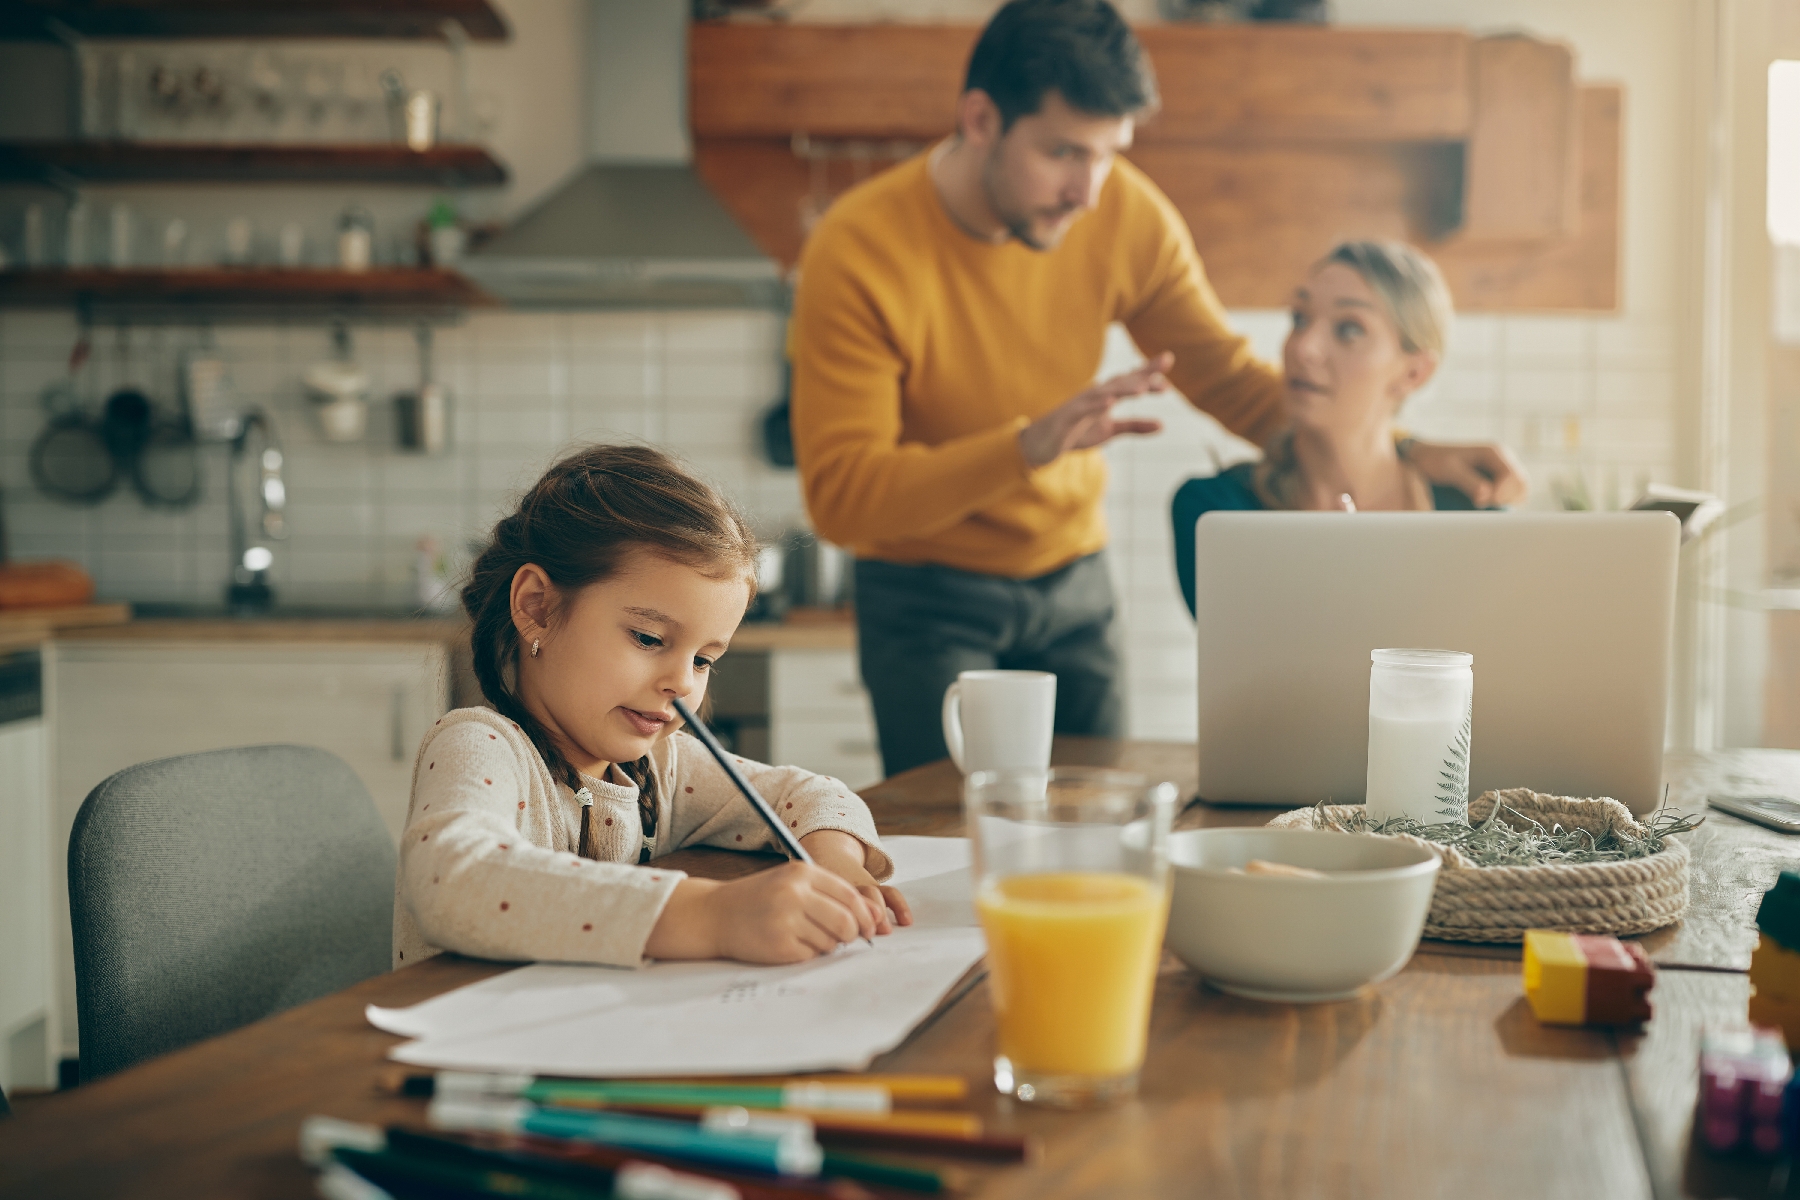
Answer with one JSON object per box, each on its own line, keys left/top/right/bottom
{"left": 368, "top": 837, "right": 983, "bottom": 1076}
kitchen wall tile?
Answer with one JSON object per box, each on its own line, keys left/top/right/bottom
{"left": 664, "top": 354, "right": 783, "bottom": 404}
{"left": 662, "top": 310, "right": 783, "bottom": 356}
{"left": 1501, "top": 316, "right": 1594, "bottom": 365}
{"left": 475, "top": 448, "right": 557, "bottom": 495}
{"left": 473, "top": 402, "right": 564, "bottom": 447}
{"left": 473, "top": 353, "right": 561, "bottom": 403}
{"left": 571, "top": 355, "right": 660, "bottom": 402}
{"left": 1594, "top": 316, "right": 1678, "bottom": 371}
{"left": 567, "top": 312, "right": 658, "bottom": 356}
{"left": 283, "top": 500, "right": 376, "bottom": 540}
{"left": 1449, "top": 315, "right": 1503, "bottom": 363}
{"left": 466, "top": 311, "right": 567, "bottom": 353}
{"left": 1501, "top": 367, "right": 1591, "bottom": 415}
{"left": 1595, "top": 368, "right": 1678, "bottom": 417}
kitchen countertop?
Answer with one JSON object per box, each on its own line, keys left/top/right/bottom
{"left": 0, "top": 602, "right": 133, "bottom": 653}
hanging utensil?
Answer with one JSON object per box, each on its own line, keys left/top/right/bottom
{"left": 393, "top": 323, "right": 448, "bottom": 454}
{"left": 29, "top": 335, "right": 117, "bottom": 505}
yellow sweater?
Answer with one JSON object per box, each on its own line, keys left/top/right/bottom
{"left": 789, "top": 152, "right": 1286, "bottom": 580}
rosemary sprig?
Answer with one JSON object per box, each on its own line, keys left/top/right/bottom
{"left": 1308, "top": 795, "right": 1703, "bottom": 868}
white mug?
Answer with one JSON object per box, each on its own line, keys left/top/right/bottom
{"left": 940, "top": 670, "right": 1056, "bottom": 774}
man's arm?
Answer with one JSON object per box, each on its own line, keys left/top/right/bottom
{"left": 1117, "top": 181, "right": 1288, "bottom": 448}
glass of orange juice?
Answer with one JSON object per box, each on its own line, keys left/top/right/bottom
{"left": 967, "top": 767, "right": 1177, "bottom": 1107}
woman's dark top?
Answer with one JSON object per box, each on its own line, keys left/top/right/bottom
{"left": 1170, "top": 462, "right": 1481, "bottom": 617}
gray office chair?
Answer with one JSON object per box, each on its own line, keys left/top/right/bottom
{"left": 68, "top": 745, "right": 396, "bottom": 1080}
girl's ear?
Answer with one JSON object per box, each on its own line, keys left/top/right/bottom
{"left": 510, "top": 563, "right": 558, "bottom": 642}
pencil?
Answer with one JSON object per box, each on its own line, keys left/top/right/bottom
{"left": 592, "top": 1103, "right": 984, "bottom": 1139}
{"left": 424, "top": 1127, "right": 879, "bottom": 1200}
{"left": 671, "top": 696, "right": 812, "bottom": 864}
{"left": 383, "top": 1069, "right": 969, "bottom": 1106}
{"left": 672, "top": 1075, "right": 972, "bottom": 1104}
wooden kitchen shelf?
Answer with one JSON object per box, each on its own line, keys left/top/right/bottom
{"left": 687, "top": 22, "right": 1619, "bottom": 312}
{"left": 0, "top": 0, "right": 508, "bottom": 41}
{"left": 0, "top": 268, "right": 496, "bottom": 313}
{"left": 0, "top": 141, "right": 509, "bottom": 188}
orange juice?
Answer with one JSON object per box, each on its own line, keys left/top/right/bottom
{"left": 976, "top": 872, "right": 1169, "bottom": 1078}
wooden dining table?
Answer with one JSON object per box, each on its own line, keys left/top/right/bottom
{"left": 2, "top": 739, "right": 1797, "bottom": 1200}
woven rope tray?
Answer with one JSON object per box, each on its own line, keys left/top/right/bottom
{"left": 1266, "top": 788, "right": 1690, "bottom": 944}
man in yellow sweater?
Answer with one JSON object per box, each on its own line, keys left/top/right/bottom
{"left": 790, "top": 0, "right": 1524, "bottom": 776}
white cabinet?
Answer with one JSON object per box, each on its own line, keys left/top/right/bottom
{"left": 44, "top": 640, "right": 451, "bottom": 1061}
{"left": 768, "top": 649, "right": 882, "bottom": 791}
{"left": 0, "top": 716, "right": 55, "bottom": 1093}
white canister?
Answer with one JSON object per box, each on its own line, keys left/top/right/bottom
{"left": 1364, "top": 649, "right": 1473, "bottom": 825}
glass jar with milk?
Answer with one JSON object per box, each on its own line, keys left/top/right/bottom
{"left": 1365, "top": 649, "right": 1473, "bottom": 825}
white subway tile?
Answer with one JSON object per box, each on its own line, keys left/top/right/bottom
{"left": 661, "top": 310, "right": 783, "bottom": 355}
{"left": 474, "top": 353, "right": 559, "bottom": 402}
{"left": 1594, "top": 316, "right": 1677, "bottom": 370}
{"left": 571, "top": 355, "right": 658, "bottom": 400}
{"left": 1501, "top": 316, "right": 1594, "bottom": 365}
{"left": 1594, "top": 369, "right": 1677, "bottom": 417}
{"left": 664, "top": 355, "right": 782, "bottom": 404}
{"left": 1447, "top": 314, "right": 1502, "bottom": 363}
{"left": 466, "top": 311, "right": 566, "bottom": 353}
{"left": 1501, "top": 368, "right": 1590, "bottom": 414}
{"left": 567, "top": 312, "right": 657, "bottom": 356}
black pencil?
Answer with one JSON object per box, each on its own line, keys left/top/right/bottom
{"left": 671, "top": 696, "right": 814, "bottom": 865}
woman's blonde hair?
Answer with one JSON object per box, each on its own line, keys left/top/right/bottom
{"left": 1322, "top": 240, "right": 1454, "bottom": 356}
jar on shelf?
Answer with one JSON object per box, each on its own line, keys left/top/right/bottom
{"left": 337, "top": 205, "right": 374, "bottom": 273}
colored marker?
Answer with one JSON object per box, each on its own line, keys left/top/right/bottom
{"left": 430, "top": 1094, "right": 823, "bottom": 1177}
{"left": 437, "top": 1072, "right": 890, "bottom": 1114}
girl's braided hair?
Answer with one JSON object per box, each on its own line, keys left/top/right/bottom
{"left": 462, "top": 443, "right": 759, "bottom": 805}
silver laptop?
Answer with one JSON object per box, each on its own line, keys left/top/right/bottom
{"left": 1192, "top": 512, "right": 1680, "bottom": 815}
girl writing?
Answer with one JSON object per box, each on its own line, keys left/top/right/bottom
{"left": 395, "top": 444, "right": 910, "bottom": 969}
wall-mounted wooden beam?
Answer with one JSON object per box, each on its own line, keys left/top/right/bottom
{"left": 1134, "top": 26, "right": 1471, "bottom": 143}
{"left": 688, "top": 22, "right": 1615, "bottom": 312}
{"left": 1462, "top": 34, "right": 1580, "bottom": 240}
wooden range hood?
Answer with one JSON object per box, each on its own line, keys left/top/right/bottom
{"left": 689, "top": 23, "right": 1618, "bottom": 312}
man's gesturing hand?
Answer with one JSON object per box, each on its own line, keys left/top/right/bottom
{"left": 1019, "top": 352, "right": 1172, "bottom": 469}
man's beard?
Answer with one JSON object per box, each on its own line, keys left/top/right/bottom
{"left": 982, "top": 153, "right": 1074, "bottom": 252}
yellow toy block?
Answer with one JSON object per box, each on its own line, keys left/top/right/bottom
{"left": 1524, "top": 930, "right": 1589, "bottom": 1025}
{"left": 1747, "top": 989, "right": 1800, "bottom": 1051}
{"left": 1749, "top": 935, "right": 1800, "bottom": 1004}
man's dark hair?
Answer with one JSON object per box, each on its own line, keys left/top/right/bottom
{"left": 963, "top": 0, "right": 1158, "bottom": 131}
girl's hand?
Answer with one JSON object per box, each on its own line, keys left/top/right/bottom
{"left": 649, "top": 862, "right": 883, "bottom": 964}
{"left": 801, "top": 829, "right": 915, "bottom": 935}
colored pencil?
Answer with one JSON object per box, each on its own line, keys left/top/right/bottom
{"left": 430, "top": 1094, "right": 821, "bottom": 1177}
{"left": 437, "top": 1073, "right": 891, "bottom": 1114}
{"left": 434, "top": 1128, "right": 880, "bottom": 1200}
{"left": 383, "top": 1069, "right": 970, "bottom": 1105}
{"left": 385, "top": 1125, "right": 851, "bottom": 1200}
{"left": 523, "top": 1099, "right": 982, "bottom": 1139}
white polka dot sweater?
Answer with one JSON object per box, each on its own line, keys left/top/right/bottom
{"left": 393, "top": 706, "right": 894, "bottom": 970}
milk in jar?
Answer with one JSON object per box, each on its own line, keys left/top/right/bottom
{"left": 1365, "top": 649, "right": 1473, "bottom": 824}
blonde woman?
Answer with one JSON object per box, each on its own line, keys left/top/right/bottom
{"left": 1171, "top": 241, "right": 1510, "bottom": 615}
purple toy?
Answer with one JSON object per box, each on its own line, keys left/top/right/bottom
{"left": 1699, "top": 1025, "right": 1793, "bottom": 1156}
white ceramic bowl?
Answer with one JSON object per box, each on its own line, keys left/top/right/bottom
{"left": 1165, "top": 828, "right": 1441, "bottom": 1003}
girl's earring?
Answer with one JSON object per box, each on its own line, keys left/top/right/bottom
{"left": 530, "top": 638, "right": 541, "bottom": 658}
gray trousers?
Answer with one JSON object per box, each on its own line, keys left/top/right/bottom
{"left": 853, "top": 552, "right": 1125, "bottom": 778}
